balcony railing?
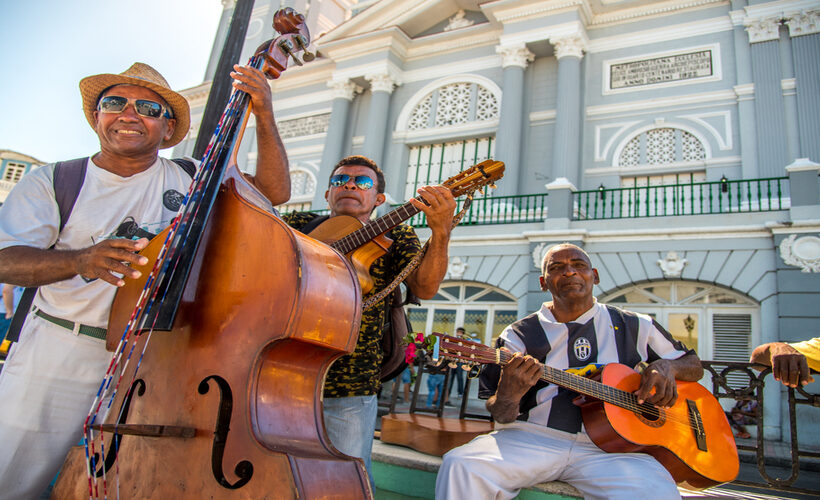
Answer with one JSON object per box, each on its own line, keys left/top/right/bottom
{"left": 402, "top": 193, "right": 549, "bottom": 228}
{"left": 574, "top": 177, "right": 789, "bottom": 220}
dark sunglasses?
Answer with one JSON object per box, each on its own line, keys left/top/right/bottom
{"left": 330, "top": 174, "right": 375, "bottom": 190}
{"left": 97, "top": 95, "right": 173, "bottom": 119}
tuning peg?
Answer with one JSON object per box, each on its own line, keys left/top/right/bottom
{"left": 489, "top": 183, "right": 497, "bottom": 189}
{"left": 278, "top": 39, "right": 303, "bottom": 66}
{"left": 295, "top": 34, "right": 315, "bottom": 62}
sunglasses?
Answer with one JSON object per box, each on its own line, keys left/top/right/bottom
{"left": 97, "top": 95, "right": 173, "bottom": 119}
{"left": 330, "top": 174, "right": 375, "bottom": 190}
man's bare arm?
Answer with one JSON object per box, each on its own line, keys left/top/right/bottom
{"left": 406, "top": 186, "right": 457, "bottom": 299}
{"left": 3, "top": 284, "right": 14, "bottom": 318}
{"left": 0, "top": 239, "right": 148, "bottom": 288}
{"left": 230, "top": 65, "right": 290, "bottom": 206}
{"left": 751, "top": 342, "right": 813, "bottom": 388}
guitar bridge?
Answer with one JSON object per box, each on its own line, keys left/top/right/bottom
{"left": 686, "top": 399, "right": 708, "bottom": 452}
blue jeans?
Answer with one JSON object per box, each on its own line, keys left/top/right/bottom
{"left": 426, "top": 373, "right": 445, "bottom": 406}
{"left": 323, "top": 395, "right": 378, "bottom": 490}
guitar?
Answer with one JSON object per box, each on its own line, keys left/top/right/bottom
{"left": 306, "top": 159, "right": 504, "bottom": 293}
{"left": 432, "top": 332, "right": 739, "bottom": 489}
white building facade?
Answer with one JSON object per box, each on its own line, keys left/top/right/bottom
{"left": 175, "top": 0, "right": 820, "bottom": 445}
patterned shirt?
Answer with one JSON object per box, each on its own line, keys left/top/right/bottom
{"left": 479, "top": 300, "right": 692, "bottom": 433}
{"left": 282, "top": 211, "right": 422, "bottom": 397}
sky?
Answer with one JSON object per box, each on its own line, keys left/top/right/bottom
{"left": 0, "top": 0, "right": 225, "bottom": 163}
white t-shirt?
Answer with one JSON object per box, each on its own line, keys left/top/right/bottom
{"left": 0, "top": 156, "right": 194, "bottom": 328}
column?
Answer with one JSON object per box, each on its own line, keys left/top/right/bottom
{"left": 313, "top": 79, "right": 361, "bottom": 207}
{"left": 786, "top": 11, "right": 820, "bottom": 163}
{"left": 494, "top": 44, "right": 534, "bottom": 197}
{"left": 362, "top": 73, "right": 399, "bottom": 167}
{"left": 745, "top": 17, "right": 789, "bottom": 176}
{"left": 729, "top": 7, "right": 758, "bottom": 178}
{"left": 549, "top": 35, "right": 586, "bottom": 186}
{"left": 205, "top": 0, "right": 237, "bottom": 81}
{"left": 778, "top": 27, "right": 800, "bottom": 161}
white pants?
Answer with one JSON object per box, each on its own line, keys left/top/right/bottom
{"left": 436, "top": 422, "right": 680, "bottom": 500}
{"left": 0, "top": 315, "right": 110, "bottom": 500}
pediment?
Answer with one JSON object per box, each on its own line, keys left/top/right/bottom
{"left": 317, "top": 0, "right": 490, "bottom": 44}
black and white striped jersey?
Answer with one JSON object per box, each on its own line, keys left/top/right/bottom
{"left": 479, "top": 300, "right": 693, "bottom": 434}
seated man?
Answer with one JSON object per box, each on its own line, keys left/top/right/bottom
{"left": 750, "top": 338, "right": 817, "bottom": 387}
{"left": 436, "top": 243, "right": 703, "bottom": 500}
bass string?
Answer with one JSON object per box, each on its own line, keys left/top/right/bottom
{"left": 83, "top": 53, "right": 264, "bottom": 499}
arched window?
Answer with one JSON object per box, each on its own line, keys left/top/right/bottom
{"left": 407, "top": 281, "right": 517, "bottom": 348}
{"left": 406, "top": 81, "right": 499, "bottom": 131}
{"left": 601, "top": 282, "right": 758, "bottom": 387}
{"left": 618, "top": 127, "right": 706, "bottom": 167}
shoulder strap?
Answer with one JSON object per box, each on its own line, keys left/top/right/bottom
{"left": 171, "top": 158, "right": 197, "bottom": 178}
{"left": 4, "top": 157, "right": 88, "bottom": 344}
{"left": 53, "top": 157, "right": 89, "bottom": 232}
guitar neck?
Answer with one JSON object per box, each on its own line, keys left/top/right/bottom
{"left": 331, "top": 200, "right": 420, "bottom": 254}
{"left": 496, "top": 350, "right": 641, "bottom": 411}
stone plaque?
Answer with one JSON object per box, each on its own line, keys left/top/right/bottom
{"left": 610, "top": 50, "right": 713, "bottom": 90}
{"left": 278, "top": 113, "right": 331, "bottom": 139}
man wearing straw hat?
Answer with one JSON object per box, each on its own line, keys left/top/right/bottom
{"left": 0, "top": 62, "right": 290, "bottom": 499}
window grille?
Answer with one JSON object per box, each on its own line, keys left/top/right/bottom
{"left": 712, "top": 314, "right": 752, "bottom": 388}
{"left": 404, "top": 137, "right": 494, "bottom": 199}
{"left": 407, "top": 82, "right": 499, "bottom": 131}
{"left": 618, "top": 128, "right": 706, "bottom": 167}
{"left": 290, "top": 169, "right": 316, "bottom": 198}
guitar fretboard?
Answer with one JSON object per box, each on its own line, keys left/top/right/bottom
{"left": 331, "top": 200, "right": 421, "bottom": 254}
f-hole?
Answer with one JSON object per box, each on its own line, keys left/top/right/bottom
{"left": 92, "top": 379, "right": 145, "bottom": 477}
{"left": 198, "top": 375, "right": 254, "bottom": 489}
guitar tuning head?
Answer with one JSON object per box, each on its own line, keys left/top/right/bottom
{"left": 489, "top": 183, "right": 497, "bottom": 190}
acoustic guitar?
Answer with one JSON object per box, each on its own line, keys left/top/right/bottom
{"left": 432, "top": 332, "right": 739, "bottom": 489}
{"left": 306, "top": 159, "right": 504, "bottom": 293}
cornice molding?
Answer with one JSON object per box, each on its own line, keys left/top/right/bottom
{"left": 496, "top": 44, "right": 535, "bottom": 68}
{"left": 744, "top": 17, "right": 781, "bottom": 43}
{"left": 785, "top": 10, "right": 820, "bottom": 37}
{"left": 551, "top": 34, "right": 587, "bottom": 59}
{"left": 366, "top": 72, "right": 400, "bottom": 93}
{"left": 328, "top": 79, "right": 363, "bottom": 100}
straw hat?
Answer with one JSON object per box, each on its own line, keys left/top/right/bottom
{"left": 79, "top": 62, "right": 190, "bottom": 148}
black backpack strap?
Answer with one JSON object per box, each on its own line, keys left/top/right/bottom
{"left": 53, "top": 157, "right": 89, "bottom": 232}
{"left": 171, "top": 158, "right": 197, "bottom": 178}
{"left": 4, "top": 157, "right": 88, "bottom": 344}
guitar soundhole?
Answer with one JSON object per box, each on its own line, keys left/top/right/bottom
{"left": 636, "top": 407, "right": 665, "bottom": 428}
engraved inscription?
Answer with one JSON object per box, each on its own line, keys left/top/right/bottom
{"left": 610, "top": 50, "right": 713, "bottom": 90}
{"left": 278, "top": 113, "right": 331, "bottom": 139}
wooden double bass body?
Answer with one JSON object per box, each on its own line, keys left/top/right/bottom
{"left": 51, "top": 169, "right": 371, "bottom": 496}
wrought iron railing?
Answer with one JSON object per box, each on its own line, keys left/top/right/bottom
{"left": 701, "top": 361, "right": 819, "bottom": 494}
{"left": 401, "top": 193, "right": 549, "bottom": 228}
{"left": 574, "top": 177, "right": 789, "bottom": 220}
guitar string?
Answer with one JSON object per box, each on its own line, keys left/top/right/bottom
{"left": 438, "top": 339, "right": 698, "bottom": 431}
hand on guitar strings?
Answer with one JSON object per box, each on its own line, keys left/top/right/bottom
{"left": 409, "top": 185, "right": 457, "bottom": 235}
{"left": 634, "top": 359, "right": 678, "bottom": 408}
{"left": 75, "top": 237, "right": 149, "bottom": 287}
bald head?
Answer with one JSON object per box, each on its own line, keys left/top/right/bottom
{"left": 541, "top": 243, "right": 591, "bottom": 275}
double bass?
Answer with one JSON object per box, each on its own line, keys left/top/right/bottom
{"left": 52, "top": 9, "right": 371, "bottom": 499}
